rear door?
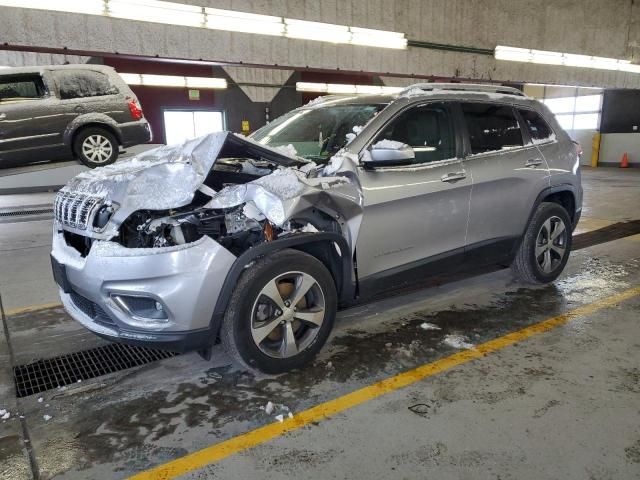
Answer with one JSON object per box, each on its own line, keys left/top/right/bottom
{"left": 0, "top": 73, "right": 64, "bottom": 164}
{"left": 460, "top": 102, "right": 550, "bottom": 260}
{"left": 356, "top": 101, "right": 472, "bottom": 282}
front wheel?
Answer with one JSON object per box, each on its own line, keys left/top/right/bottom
{"left": 511, "top": 202, "right": 572, "bottom": 284}
{"left": 74, "top": 127, "right": 119, "bottom": 168}
{"left": 221, "top": 249, "right": 337, "bottom": 374}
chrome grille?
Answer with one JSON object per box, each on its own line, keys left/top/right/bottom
{"left": 54, "top": 191, "right": 102, "bottom": 230}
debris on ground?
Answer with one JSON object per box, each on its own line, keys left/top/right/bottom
{"left": 288, "top": 412, "right": 294, "bottom": 419}
{"left": 420, "top": 322, "right": 442, "bottom": 331}
{"left": 385, "top": 342, "right": 392, "bottom": 348}
{"left": 43, "top": 415, "right": 52, "bottom": 421}
{"left": 1, "top": 411, "right": 10, "bottom": 420}
{"left": 275, "top": 414, "right": 284, "bottom": 423}
{"left": 443, "top": 334, "right": 475, "bottom": 350}
{"left": 263, "top": 401, "right": 275, "bottom": 415}
{"left": 37, "top": 397, "right": 43, "bottom": 403}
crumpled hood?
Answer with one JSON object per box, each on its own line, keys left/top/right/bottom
{"left": 62, "top": 132, "right": 305, "bottom": 211}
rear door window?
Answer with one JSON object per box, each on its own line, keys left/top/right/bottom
{"left": 461, "top": 103, "right": 524, "bottom": 155}
{"left": 52, "top": 69, "right": 118, "bottom": 100}
{"left": 375, "top": 103, "right": 456, "bottom": 163}
{"left": 518, "top": 109, "right": 555, "bottom": 143}
{"left": 0, "top": 75, "right": 46, "bottom": 101}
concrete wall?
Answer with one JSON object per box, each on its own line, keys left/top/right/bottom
{"left": 599, "top": 133, "right": 640, "bottom": 167}
{"left": 1, "top": 0, "right": 639, "bottom": 88}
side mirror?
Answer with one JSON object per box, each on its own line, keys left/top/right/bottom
{"left": 363, "top": 142, "right": 415, "bottom": 167}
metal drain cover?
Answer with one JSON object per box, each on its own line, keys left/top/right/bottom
{"left": 13, "top": 343, "right": 178, "bottom": 398}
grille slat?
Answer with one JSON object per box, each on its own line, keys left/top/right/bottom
{"left": 13, "top": 344, "right": 179, "bottom": 397}
{"left": 54, "top": 191, "right": 102, "bottom": 230}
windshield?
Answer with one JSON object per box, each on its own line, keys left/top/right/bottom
{"left": 252, "top": 103, "right": 387, "bottom": 162}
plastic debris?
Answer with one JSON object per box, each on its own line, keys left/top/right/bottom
{"left": 420, "top": 322, "right": 441, "bottom": 331}
{"left": 275, "top": 414, "right": 284, "bottom": 423}
{"left": 443, "top": 334, "right": 475, "bottom": 350}
{"left": 43, "top": 415, "right": 52, "bottom": 421}
{"left": 1, "top": 412, "right": 10, "bottom": 420}
{"left": 264, "top": 401, "right": 275, "bottom": 415}
{"left": 37, "top": 397, "right": 43, "bottom": 403}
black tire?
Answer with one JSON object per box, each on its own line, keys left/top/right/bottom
{"left": 73, "top": 127, "right": 119, "bottom": 168}
{"left": 511, "top": 202, "right": 572, "bottom": 284}
{"left": 221, "top": 249, "right": 337, "bottom": 374}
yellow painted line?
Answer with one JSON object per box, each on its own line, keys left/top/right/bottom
{"left": 129, "top": 285, "right": 640, "bottom": 480}
{"left": 4, "top": 302, "right": 63, "bottom": 318}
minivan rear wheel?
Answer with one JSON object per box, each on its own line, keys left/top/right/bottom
{"left": 511, "top": 202, "right": 572, "bottom": 284}
{"left": 74, "top": 127, "right": 119, "bottom": 168}
{"left": 221, "top": 249, "right": 337, "bottom": 374}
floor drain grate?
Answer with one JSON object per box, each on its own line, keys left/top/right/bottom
{"left": 13, "top": 344, "right": 179, "bottom": 398}
{"left": 0, "top": 208, "right": 54, "bottom": 217}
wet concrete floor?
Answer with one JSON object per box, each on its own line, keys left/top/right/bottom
{"left": 0, "top": 167, "right": 639, "bottom": 479}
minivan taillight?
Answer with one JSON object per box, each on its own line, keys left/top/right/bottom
{"left": 128, "top": 99, "right": 143, "bottom": 120}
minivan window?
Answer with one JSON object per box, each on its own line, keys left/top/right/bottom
{"left": 462, "top": 103, "right": 524, "bottom": 154}
{"left": 0, "top": 75, "right": 46, "bottom": 101}
{"left": 252, "top": 103, "right": 387, "bottom": 161}
{"left": 52, "top": 69, "right": 118, "bottom": 100}
{"left": 376, "top": 103, "right": 455, "bottom": 163}
{"left": 518, "top": 109, "right": 555, "bottom": 143}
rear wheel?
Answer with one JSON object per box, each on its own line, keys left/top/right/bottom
{"left": 74, "top": 127, "right": 119, "bottom": 168}
{"left": 511, "top": 202, "right": 572, "bottom": 284}
{"left": 221, "top": 249, "right": 337, "bottom": 374}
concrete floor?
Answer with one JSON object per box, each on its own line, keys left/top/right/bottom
{"left": 0, "top": 167, "right": 639, "bottom": 479}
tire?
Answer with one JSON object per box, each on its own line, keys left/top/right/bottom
{"left": 221, "top": 249, "right": 337, "bottom": 374}
{"left": 73, "top": 127, "right": 119, "bottom": 168}
{"left": 511, "top": 202, "right": 572, "bottom": 284}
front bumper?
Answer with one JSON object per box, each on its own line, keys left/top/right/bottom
{"left": 51, "top": 231, "right": 236, "bottom": 351}
{"left": 119, "top": 119, "right": 152, "bottom": 147}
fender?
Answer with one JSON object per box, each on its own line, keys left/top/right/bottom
{"left": 208, "top": 232, "right": 355, "bottom": 338}
{"left": 512, "top": 183, "right": 578, "bottom": 256}
{"left": 63, "top": 113, "right": 122, "bottom": 147}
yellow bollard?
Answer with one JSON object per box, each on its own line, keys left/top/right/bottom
{"left": 591, "top": 133, "right": 601, "bottom": 168}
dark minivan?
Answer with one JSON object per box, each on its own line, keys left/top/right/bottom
{"left": 0, "top": 64, "right": 151, "bottom": 168}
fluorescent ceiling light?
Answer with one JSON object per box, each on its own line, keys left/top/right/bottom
{"left": 1, "top": 0, "right": 407, "bottom": 50}
{"left": 119, "top": 72, "right": 227, "bottom": 89}
{"left": 108, "top": 0, "right": 203, "bottom": 27}
{"left": 0, "top": 0, "right": 104, "bottom": 14}
{"left": 495, "top": 45, "right": 640, "bottom": 73}
{"left": 296, "top": 82, "right": 402, "bottom": 95}
{"left": 185, "top": 76, "right": 227, "bottom": 89}
{"left": 205, "top": 8, "right": 283, "bottom": 36}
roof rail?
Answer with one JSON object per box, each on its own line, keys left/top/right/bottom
{"left": 402, "top": 82, "right": 527, "bottom": 97}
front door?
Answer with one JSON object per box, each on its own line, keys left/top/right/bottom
{"left": 355, "top": 102, "right": 472, "bottom": 285}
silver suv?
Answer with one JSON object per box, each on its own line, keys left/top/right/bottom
{"left": 51, "top": 83, "right": 582, "bottom": 373}
{"left": 0, "top": 64, "right": 151, "bottom": 168}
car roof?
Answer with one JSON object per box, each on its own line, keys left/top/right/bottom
{"left": 303, "top": 83, "right": 540, "bottom": 110}
{"left": 0, "top": 64, "right": 117, "bottom": 76}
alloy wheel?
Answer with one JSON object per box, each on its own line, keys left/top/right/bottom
{"left": 250, "top": 271, "right": 326, "bottom": 358}
{"left": 82, "top": 134, "right": 113, "bottom": 164}
{"left": 535, "top": 216, "right": 567, "bottom": 274}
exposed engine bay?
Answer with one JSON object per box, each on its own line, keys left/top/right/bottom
{"left": 55, "top": 132, "right": 363, "bottom": 259}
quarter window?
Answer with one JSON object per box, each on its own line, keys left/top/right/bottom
{"left": 52, "top": 69, "right": 118, "bottom": 100}
{"left": 518, "top": 109, "right": 555, "bottom": 143}
{"left": 376, "top": 103, "right": 455, "bottom": 163}
{"left": 0, "top": 75, "right": 46, "bottom": 100}
{"left": 461, "top": 103, "right": 524, "bottom": 155}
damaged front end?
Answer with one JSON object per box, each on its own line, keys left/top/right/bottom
{"left": 51, "top": 132, "right": 363, "bottom": 345}
{"left": 55, "top": 132, "right": 363, "bottom": 257}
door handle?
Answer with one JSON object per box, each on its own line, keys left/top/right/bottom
{"left": 441, "top": 171, "right": 467, "bottom": 182}
{"left": 0, "top": 113, "right": 6, "bottom": 120}
{"left": 525, "top": 158, "right": 543, "bottom": 168}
